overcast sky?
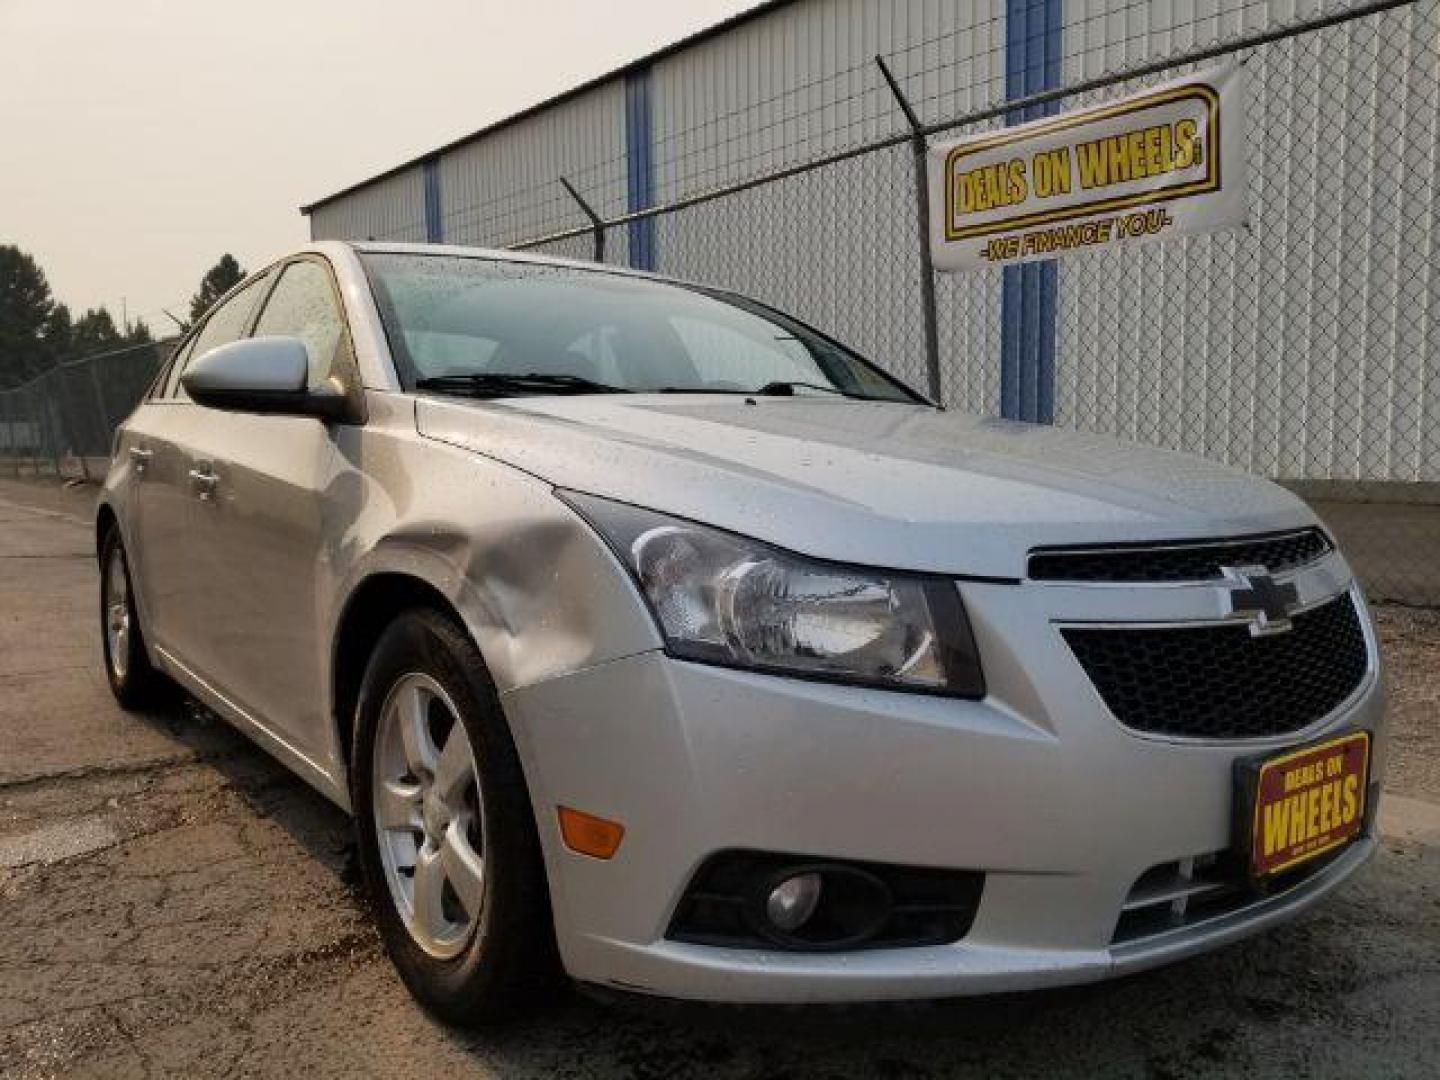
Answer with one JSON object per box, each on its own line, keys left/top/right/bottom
{"left": 0, "top": 0, "right": 752, "bottom": 333}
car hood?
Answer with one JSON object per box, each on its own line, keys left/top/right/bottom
{"left": 415, "top": 394, "right": 1314, "bottom": 579}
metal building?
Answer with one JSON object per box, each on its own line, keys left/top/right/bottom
{"left": 302, "top": 0, "right": 1440, "bottom": 491}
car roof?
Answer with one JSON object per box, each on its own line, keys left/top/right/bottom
{"left": 334, "top": 240, "right": 661, "bottom": 280}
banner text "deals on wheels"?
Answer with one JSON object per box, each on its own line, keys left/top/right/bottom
{"left": 928, "top": 65, "right": 1248, "bottom": 272}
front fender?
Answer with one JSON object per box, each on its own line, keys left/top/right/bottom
{"left": 326, "top": 407, "right": 663, "bottom": 701}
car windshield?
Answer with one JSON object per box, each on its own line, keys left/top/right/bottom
{"left": 360, "top": 252, "right": 924, "bottom": 403}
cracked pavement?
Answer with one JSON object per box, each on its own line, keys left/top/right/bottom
{"left": 0, "top": 475, "right": 1437, "bottom": 1079}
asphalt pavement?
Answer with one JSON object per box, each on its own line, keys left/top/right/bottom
{"left": 1, "top": 476, "right": 1437, "bottom": 1079}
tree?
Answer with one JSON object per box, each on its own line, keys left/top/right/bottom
{"left": 72, "top": 307, "right": 123, "bottom": 357}
{"left": 0, "top": 244, "right": 56, "bottom": 386}
{"left": 44, "top": 303, "right": 74, "bottom": 364}
{"left": 124, "top": 317, "right": 153, "bottom": 345}
{"left": 189, "top": 254, "right": 245, "bottom": 323}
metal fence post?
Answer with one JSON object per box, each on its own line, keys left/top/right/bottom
{"left": 876, "top": 55, "right": 943, "bottom": 404}
{"left": 84, "top": 359, "right": 114, "bottom": 481}
{"left": 560, "top": 177, "right": 607, "bottom": 263}
{"left": 42, "top": 379, "right": 62, "bottom": 476}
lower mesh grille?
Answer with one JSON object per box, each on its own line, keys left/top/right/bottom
{"left": 1112, "top": 848, "right": 1339, "bottom": 945}
{"left": 1062, "top": 593, "right": 1368, "bottom": 739}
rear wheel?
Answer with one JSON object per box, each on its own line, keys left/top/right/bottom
{"left": 352, "top": 608, "right": 559, "bottom": 1025}
{"left": 99, "top": 527, "right": 168, "bottom": 709}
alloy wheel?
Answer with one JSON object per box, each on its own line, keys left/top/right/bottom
{"left": 104, "top": 545, "right": 131, "bottom": 682}
{"left": 372, "top": 672, "right": 487, "bottom": 960}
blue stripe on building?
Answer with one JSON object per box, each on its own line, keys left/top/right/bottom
{"left": 624, "top": 68, "right": 657, "bottom": 271}
{"left": 1001, "top": 0, "right": 1062, "bottom": 423}
{"left": 423, "top": 157, "right": 443, "bottom": 243}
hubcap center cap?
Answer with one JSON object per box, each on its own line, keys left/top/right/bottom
{"left": 423, "top": 792, "right": 448, "bottom": 839}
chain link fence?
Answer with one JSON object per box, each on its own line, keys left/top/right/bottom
{"left": 0, "top": 341, "right": 173, "bottom": 478}
{"left": 6, "top": 3, "right": 1434, "bottom": 604}
{"left": 512, "top": 0, "right": 1438, "bottom": 605}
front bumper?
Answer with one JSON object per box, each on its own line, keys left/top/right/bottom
{"left": 501, "top": 570, "right": 1387, "bottom": 1004}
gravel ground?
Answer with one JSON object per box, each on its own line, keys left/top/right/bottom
{"left": 1375, "top": 605, "right": 1440, "bottom": 802}
{"left": 1, "top": 477, "right": 1437, "bottom": 1079}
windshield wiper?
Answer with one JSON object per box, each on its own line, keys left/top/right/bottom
{"left": 414, "top": 372, "right": 631, "bottom": 398}
{"left": 754, "top": 380, "right": 850, "bottom": 397}
{"left": 651, "top": 381, "right": 887, "bottom": 400}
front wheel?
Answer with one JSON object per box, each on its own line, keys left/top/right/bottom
{"left": 352, "top": 608, "right": 559, "bottom": 1026}
{"left": 99, "top": 527, "right": 168, "bottom": 709}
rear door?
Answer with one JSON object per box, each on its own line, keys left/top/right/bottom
{"left": 178, "top": 256, "right": 360, "bottom": 760}
{"left": 128, "top": 272, "right": 272, "bottom": 659}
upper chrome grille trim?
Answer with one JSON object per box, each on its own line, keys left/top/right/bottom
{"left": 1052, "top": 574, "right": 1351, "bottom": 629}
{"left": 1027, "top": 527, "right": 1333, "bottom": 586}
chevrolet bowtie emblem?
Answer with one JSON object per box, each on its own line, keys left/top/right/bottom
{"left": 1221, "top": 565, "right": 1300, "bottom": 637}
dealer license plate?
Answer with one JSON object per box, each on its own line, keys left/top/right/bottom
{"left": 1239, "top": 731, "right": 1371, "bottom": 878}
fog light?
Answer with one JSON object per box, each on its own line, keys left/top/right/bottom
{"left": 765, "top": 872, "right": 823, "bottom": 932}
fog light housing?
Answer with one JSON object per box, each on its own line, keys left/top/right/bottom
{"left": 667, "top": 850, "right": 985, "bottom": 952}
{"left": 766, "top": 872, "right": 823, "bottom": 932}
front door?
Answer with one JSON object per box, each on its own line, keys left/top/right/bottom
{"left": 177, "top": 257, "right": 360, "bottom": 763}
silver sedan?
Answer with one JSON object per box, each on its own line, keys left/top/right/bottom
{"left": 98, "top": 242, "right": 1387, "bottom": 1024}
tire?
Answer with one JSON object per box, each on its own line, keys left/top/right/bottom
{"left": 99, "top": 526, "right": 169, "bottom": 709}
{"left": 352, "top": 608, "right": 560, "bottom": 1026}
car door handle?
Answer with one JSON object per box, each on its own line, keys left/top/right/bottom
{"left": 129, "top": 446, "right": 152, "bottom": 474}
{"left": 188, "top": 466, "right": 219, "bottom": 500}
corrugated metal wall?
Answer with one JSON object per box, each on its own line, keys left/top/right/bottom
{"left": 1064, "top": 0, "right": 1330, "bottom": 80}
{"left": 309, "top": 164, "right": 428, "bottom": 243}
{"left": 1054, "top": 0, "right": 1440, "bottom": 482}
{"left": 439, "top": 81, "right": 630, "bottom": 248}
{"left": 649, "top": 0, "right": 1008, "bottom": 197}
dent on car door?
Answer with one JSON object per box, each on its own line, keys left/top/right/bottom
{"left": 182, "top": 258, "right": 357, "bottom": 764}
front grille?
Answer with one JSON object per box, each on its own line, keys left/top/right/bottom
{"left": 1029, "top": 527, "right": 1331, "bottom": 583}
{"left": 1062, "top": 593, "right": 1368, "bottom": 739}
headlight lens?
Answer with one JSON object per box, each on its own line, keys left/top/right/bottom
{"left": 560, "top": 492, "right": 984, "bottom": 696}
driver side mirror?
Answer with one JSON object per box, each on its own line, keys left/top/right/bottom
{"left": 181, "top": 336, "right": 354, "bottom": 422}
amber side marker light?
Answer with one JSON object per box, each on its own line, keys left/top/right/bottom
{"left": 558, "top": 806, "right": 625, "bottom": 859}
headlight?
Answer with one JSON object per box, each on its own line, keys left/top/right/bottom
{"left": 559, "top": 491, "right": 984, "bottom": 696}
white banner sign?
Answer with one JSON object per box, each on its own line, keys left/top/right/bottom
{"left": 929, "top": 64, "right": 1248, "bottom": 271}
